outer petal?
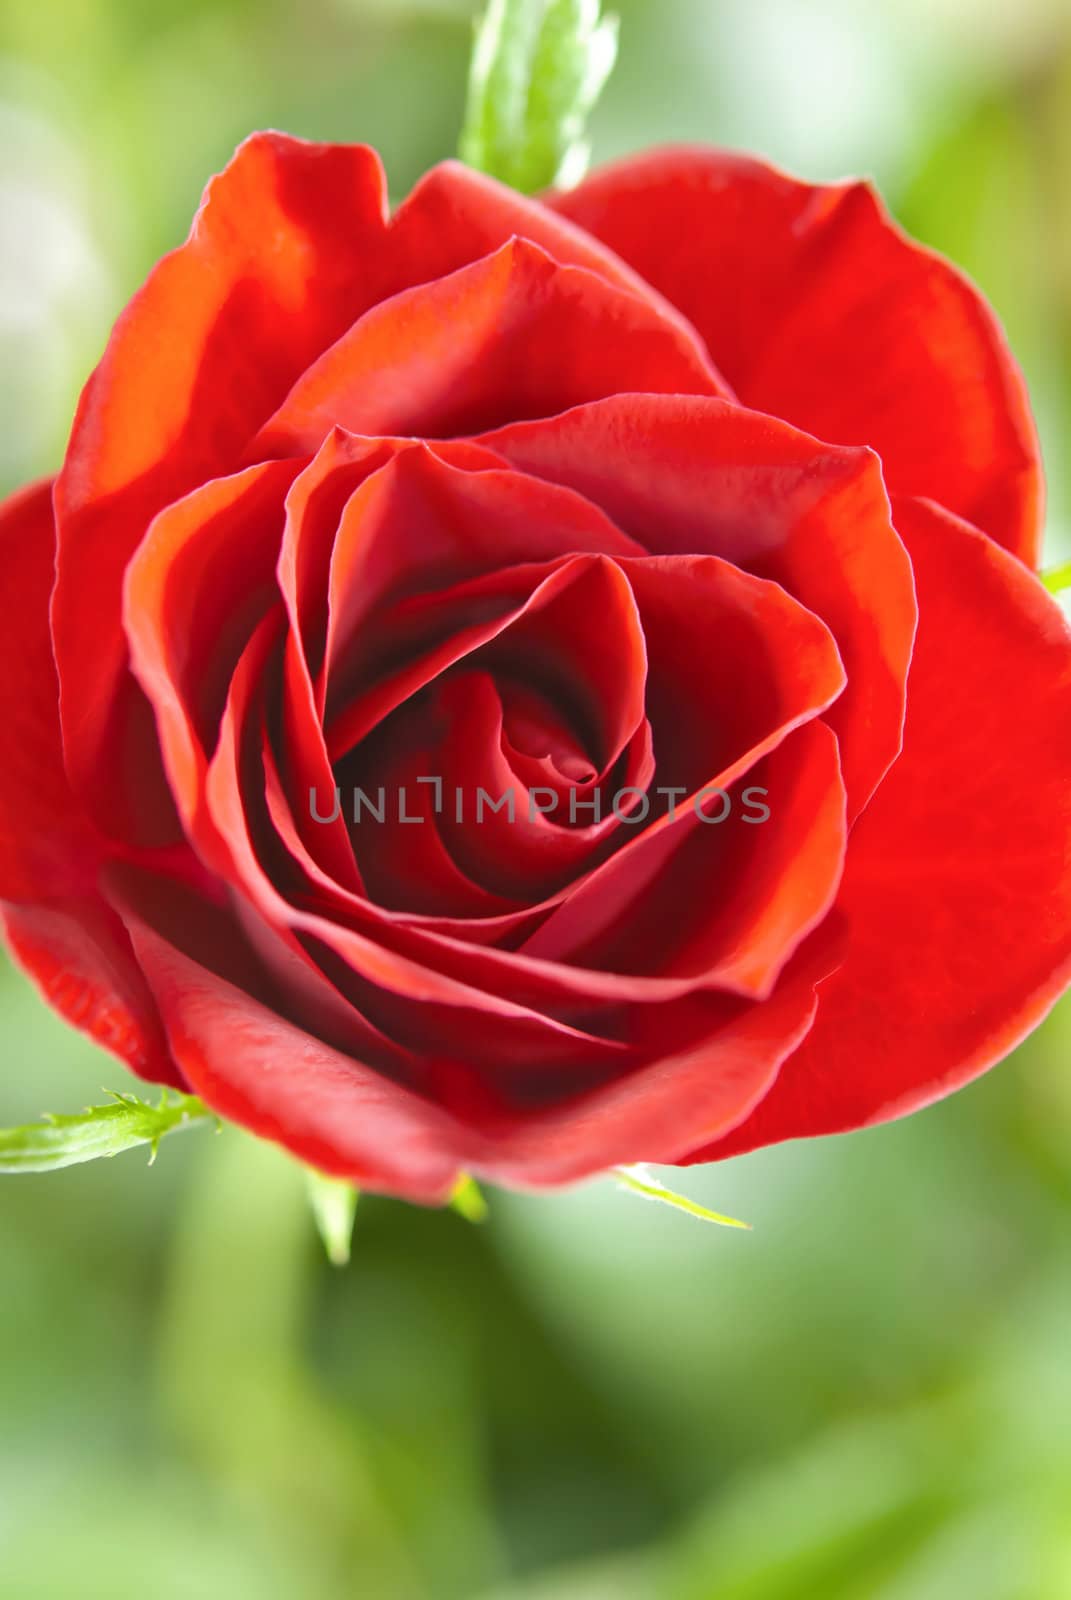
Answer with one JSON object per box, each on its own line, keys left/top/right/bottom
{"left": 551, "top": 148, "right": 1042, "bottom": 562}
{"left": 121, "top": 890, "right": 827, "bottom": 1195}
{"left": 0, "top": 481, "right": 178, "bottom": 1083}
{"left": 0, "top": 481, "right": 95, "bottom": 901}
{"left": 122, "top": 910, "right": 462, "bottom": 1201}
{"left": 53, "top": 134, "right": 391, "bottom": 838}
{"left": 474, "top": 962, "right": 825, "bottom": 1187}
{"left": 3, "top": 896, "right": 180, "bottom": 1085}
{"left": 688, "top": 496, "right": 1071, "bottom": 1162}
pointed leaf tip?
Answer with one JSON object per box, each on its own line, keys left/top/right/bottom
{"left": 1042, "top": 560, "right": 1071, "bottom": 596}
{"left": 612, "top": 1165, "right": 751, "bottom": 1229}
{"left": 449, "top": 1174, "right": 489, "bottom": 1223}
{"left": 305, "top": 1169, "right": 359, "bottom": 1266}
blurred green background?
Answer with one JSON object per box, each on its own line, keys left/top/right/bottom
{"left": 2, "top": 1, "right": 1071, "bottom": 1595}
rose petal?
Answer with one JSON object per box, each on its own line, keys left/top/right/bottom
{"left": 524, "top": 720, "right": 846, "bottom": 1001}
{"left": 319, "top": 442, "right": 642, "bottom": 727}
{"left": 120, "top": 872, "right": 828, "bottom": 1192}
{"left": 252, "top": 237, "right": 725, "bottom": 456}
{"left": 551, "top": 147, "right": 1042, "bottom": 562}
{"left": 277, "top": 429, "right": 510, "bottom": 693}
{"left": 0, "top": 480, "right": 94, "bottom": 900}
{"left": 687, "top": 496, "right": 1071, "bottom": 1162}
{"left": 123, "top": 458, "right": 304, "bottom": 859}
{"left": 485, "top": 394, "right": 915, "bottom": 819}
{"left": 3, "top": 895, "right": 182, "bottom": 1086}
{"left": 390, "top": 158, "right": 730, "bottom": 388}
{"left": 466, "top": 962, "right": 824, "bottom": 1186}
{"left": 123, "top": 911, "right": 464, "bottom": 1201}
{"left": 0, "top": 480, "right": 179, "bottom": 1083}
{"left": 53, "top": 134, "right": 391, "bottom": 837}
{"left": 204, "top": 613, "right": 630, "bottom": 1074}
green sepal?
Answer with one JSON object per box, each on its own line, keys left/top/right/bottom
{"left": 304, "top": 1169, "right": 359, "bottom": 1266}
{"left": 612, "top": 1164, "right": 751, "bottom": 1229}
{"left": 0, "top": 1089, "right": 214, "bottom": 1174}
{"left": 1042, "top": 560, "right": 1071, "bottom": 596}
{"left": 448, "top": 1173, "right": 489, "bottom": 1223}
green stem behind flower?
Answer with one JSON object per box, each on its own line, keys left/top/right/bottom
{"left": 459, "top": 0, "right": 618, "bottom": 192}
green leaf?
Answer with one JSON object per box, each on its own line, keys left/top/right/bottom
{"left": 612, "top": 1164, "right": 751, "bottom": 1229}
{"left": 459, "top": 0, "right": 619, "bottom": 193}
{"left": 304, "top": 1170, "right": 359, "bottom": 1266}
{"left": 0, "top": 1089, "right": 214, "bottom": 1174}
{"left": 448, "top": 1173, "right": 489, "bottom": 1223}
{"left": 1042, "top": 560, "right": 1071, "bottom": 596}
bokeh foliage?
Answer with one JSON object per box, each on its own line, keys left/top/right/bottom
{"left": 2, "top": 1, "right": 1070, "bottom": 1595}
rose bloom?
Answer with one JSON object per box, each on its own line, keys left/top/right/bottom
{"left": 1, "top": 136, "right": 1069, "bottom": 1201}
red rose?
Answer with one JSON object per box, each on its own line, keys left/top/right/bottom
{"left": 1, "top": 135, "right": 1068, "bottom": 1201}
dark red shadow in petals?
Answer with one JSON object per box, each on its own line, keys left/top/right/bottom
{"left": 322, "top": 692, "right": 529, "bottom": 920}
{"left": 107, "top": 854, "right": 435, "bottom": 1108}
{"left": 276, "top": 430, "right": 510, "bottom": 695}
{"left": 405, "top": 672, "right": 623, "bottom": 905}
{"left": 203, "top": 608, "right": 629, "bottom": 1075}
{"left": 123, "top": 459, "right": 304, "bottom": 861}
{"left": 323, "top": 548, "right": 640, "bottom": 765}
{"left": 484, "top": 395, "right": 915, "bottom": 820}
{"left": 526, "top": 721, "right": 846, "bottom": 1000}
{"left": 550, "top": 147, "right": 1042, "bottom": 563}
{"left": 328, "top": 552, "right": 648, "bottom": 911}
{"left": 451, "top": 949, "right": 827, "bottom": 1187}
{"left": 512, "top": 552, "right": 847, "bottom": 994}
{"left": 123, "top": 913, "right": 464, "bottom": 1201}
{"left": 264, "top": 709, "right": 557, "bottom": 950}
{"left": 468, "top": 551, "right": 647, "bottom": 778}
{"left": 251, "top": 238, "right": 725, "bottom": 456}
{"left": 688, "top": 496, "right": 1071, "bottom": 1164}
{"left": 320, "top": 447, "right": 640, "bottom": 689}
{"left": 276, "top": 634, "right": 365, "bottom": 896}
